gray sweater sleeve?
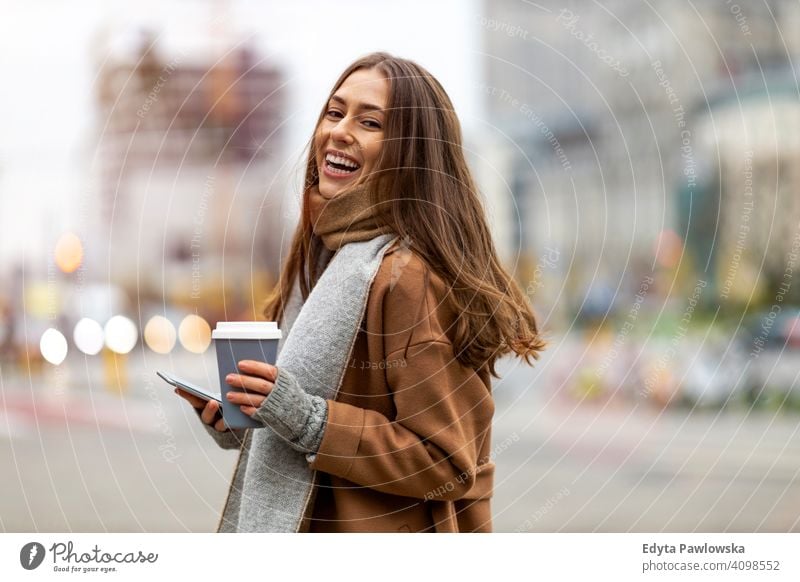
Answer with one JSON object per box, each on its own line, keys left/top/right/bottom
{"left": 194, "top": 407, "right": 247, "bottom": 450}
{"left": 250, "top": 366, "right": 328, "bottom": 458}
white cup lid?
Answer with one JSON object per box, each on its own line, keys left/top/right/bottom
{"left": 211, "top": 321, "right": 282, "bottom": 340}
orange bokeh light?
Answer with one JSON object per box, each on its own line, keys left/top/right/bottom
{"left": 55, "top": 232, "right": 83, "bottom": 273}
{"left": 654, "top": 229, "right": 683, "bottom": 269}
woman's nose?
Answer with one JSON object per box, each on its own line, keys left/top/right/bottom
{"left": 330, "top": 117, "right": 355, "bottom": 144}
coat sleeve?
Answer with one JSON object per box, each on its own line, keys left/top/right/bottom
{"left": 307, "top": 263, "right": 495, "bottom": 501}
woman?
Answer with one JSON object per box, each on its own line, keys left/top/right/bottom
{"left": 177, "top": 51, "right": 547, "bottom": 532}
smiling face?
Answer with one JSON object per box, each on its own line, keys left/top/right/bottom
{"left": 314, "top": 67, "right": 389, "bottom": 199}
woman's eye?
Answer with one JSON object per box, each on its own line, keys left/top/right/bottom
{"left": 326, "top": 109, "right": 380, "bottom": 129}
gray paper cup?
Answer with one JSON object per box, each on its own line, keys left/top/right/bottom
{"left": 212, "top": 321, "right": 282, "bottom": 429}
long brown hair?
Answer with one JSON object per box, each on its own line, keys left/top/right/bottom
{"left": 261, "top": 51, "right": 547, "bottom": 378}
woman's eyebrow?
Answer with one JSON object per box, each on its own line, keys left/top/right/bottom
{"left": 330, "top": 94, "right": 385, "bottom": 114}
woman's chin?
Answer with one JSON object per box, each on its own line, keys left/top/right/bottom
{"left": 318, "top": 184, "right": 340, "bottom": 199}
{"left": 319, "top": 178, "right": 356, "bottom": 199}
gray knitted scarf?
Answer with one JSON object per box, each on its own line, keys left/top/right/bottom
{"left": 216, "top": 231, "right": 399, "bottom": 532}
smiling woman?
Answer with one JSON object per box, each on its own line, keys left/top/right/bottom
{"left": 186, "top": 51, "right": 548, "bottom": 533}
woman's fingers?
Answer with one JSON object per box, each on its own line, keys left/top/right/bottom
{"left": 225, "top": 372, "right": 274, "bottom": 396}
{"left": 237, "top": 360, "right": 278, "bottom": 382}
{"left": 222, "top": 361, "right": 278, "bottom": 413}
{"left": 175, "top": 388, "right": 205, "bottom": 410}
{"left": 200, "top": 400, "right": 224, "bottom": 428}
{"left": 174, "top": 387, "right": 229, "bottom": 432}
{"left": 226, "top": 391, "right": 266, "bottom": 409}
{"left": 226, "top": 389, "right": 266, "bottom": 418}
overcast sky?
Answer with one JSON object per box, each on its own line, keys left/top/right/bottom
{"left": 0, "top": 0, "right": 484, "bottom": 268}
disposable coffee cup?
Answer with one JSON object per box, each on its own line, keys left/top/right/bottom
{"left": 212, "top": 321, "right": 282, "bottom": 429}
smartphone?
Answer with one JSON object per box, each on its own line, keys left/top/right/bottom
{"left": 156, "top": 371, "right": 222, "bottom": 404}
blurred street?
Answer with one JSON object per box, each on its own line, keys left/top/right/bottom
{"left": 1, "top": 338, "right": 797, "bottom": 533}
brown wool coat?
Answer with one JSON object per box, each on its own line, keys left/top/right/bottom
{"left": 301, "top": 240, "right": 496, "bottom": 532}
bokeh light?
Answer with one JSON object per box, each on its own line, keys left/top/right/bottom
{"left": 73, "top": 317, "right": 104, "bottom": 355}
{"left": 54, "top": 232, "right": 84, "bottom": 274}
{"left": 178, "top": 314, "right": 211, "bottom": 353}
{"left": 144, "top": 315, "right": 177, "bottom": 354}
{"left": 104, "top": 315, "right": 138, "bottom": 354}
{"left": 654, "top": 229, "right": 683, "bottom": 270}
{"left": 40, "top": 328, "right": 68, "bottom": 365}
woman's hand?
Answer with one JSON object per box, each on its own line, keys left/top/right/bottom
{"left": 225, "top": 360, "right": 278, "bottom": 417}
{"left": 174, "top": 388, "right": 228, "bottom": 432}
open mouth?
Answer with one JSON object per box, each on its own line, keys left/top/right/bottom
{"left": 324, "top": 152, "right": 361, "bottom": 176}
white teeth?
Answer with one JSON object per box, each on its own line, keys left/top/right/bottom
{"left": 325, "top": 153, "right": 360, "bottom": 169}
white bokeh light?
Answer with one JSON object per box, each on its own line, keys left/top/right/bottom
{"left": 73, "top": 317, "right": 104, "bottom": 355}
{"left": 104, "top": 315, "right": 138, "bottom": 354}
{"left": 40, "top": 328, "right": 68, "bottom": 365}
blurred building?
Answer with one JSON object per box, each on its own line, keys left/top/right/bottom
{"left": 698, "top": 76, "right": 800, "bottom": 306}
{"left": 482, "top": 0, "right": 800, "bottom": 309}
{"left": 92, "top": 30, "right": 287, "bottom": 319}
